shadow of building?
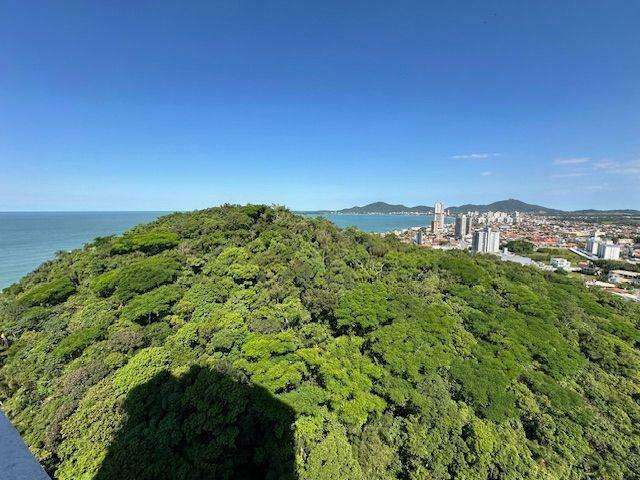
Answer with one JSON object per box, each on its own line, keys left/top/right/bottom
{"left": 95, "top": 365, "right": 296, "bottom": 480}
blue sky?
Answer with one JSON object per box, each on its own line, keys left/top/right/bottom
{"left": 1, "top": 1, "right": 639, "bottom": 211}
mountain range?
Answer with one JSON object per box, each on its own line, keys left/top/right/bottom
{"left": 333, "top": 199, "right": 639, "bottom": 215}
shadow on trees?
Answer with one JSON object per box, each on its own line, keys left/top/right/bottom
{"left": 95, "top": 365, "right": 297, "bottom": 480}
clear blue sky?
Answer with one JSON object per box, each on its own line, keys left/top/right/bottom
{"left": 2, "top": 1, "right": 639, "bottom": 211}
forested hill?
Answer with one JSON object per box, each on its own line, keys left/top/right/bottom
{"left": 449, "top": 198, "right": 561, "bottom": 214}
{"left": 1, "top": 205, "right": 640, "bottom": 480}
{"left": 337, "top": 199, "right": 560, "bottom": 214}
{"left": 337, "top": 201, "right": 432, "bottom": 214}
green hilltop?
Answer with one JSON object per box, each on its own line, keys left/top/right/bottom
{"left": 1, "top": 205, "right": 639, "bottom": 479}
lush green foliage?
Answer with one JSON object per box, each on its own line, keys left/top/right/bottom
{"left": 593, "top": 260, "right": 640, "bottom": 273}
{"left": 17, "top": 277, "right": 76, "bottom": 307}
{"left": 529, "top": 247, "right": 583, "bottom": 265}
{"left": 504, "top": 239, "right": 534, "bottom": 255}
{"left": 1, "top": 205, "right": 640, "bottom": 480}
{"left": 91, "top": 256, "right": 181, "bottom": 302}
{"left": 119, "top": 285, "right": 182, "bottom": 324}
{"left": 110, "top": 230, "right": 180, "bottom": 255}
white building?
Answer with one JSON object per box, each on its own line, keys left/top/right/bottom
{"left": 550, "top": 257, "right": 571, "bottom": 270}
{"left": 597, "top": 242, "right": 621, "bottom": 260}
{"left": 431, "top": 201, "right": 445, "bottom": 234}
{"left": 472, "top": 227, "right": 500, "bottom": 253}
{"left": 586, "top": 236, "right": 600, "bottom": 255}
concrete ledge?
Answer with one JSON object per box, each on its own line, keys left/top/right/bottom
{"left": 0, "top": 410, "right": 50, "bottom": 480}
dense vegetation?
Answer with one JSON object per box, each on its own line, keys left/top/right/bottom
{"left": 593, "top": 260, "right": 640, "bottom": 274}
{"left": 1, "top": 205, "right": 639, "bottom": 480}
{"left": 504, "top": 240, "right": 535, "bottom": 255}
{"left": 527, "top": 247, "right": 584, "bottom": 266}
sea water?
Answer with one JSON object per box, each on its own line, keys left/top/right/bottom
{"left": 0, "top": 212, "right": 166, "bottom": 289}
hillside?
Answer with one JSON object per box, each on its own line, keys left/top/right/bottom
{"left": 338, "top": 199, "right": 560, "bottom": 214}
{"left": 1, "top": 205, "right": 640, "bottom": 480}
{"left": 449, "top": 198, "right": 561, "bottom": 214}
{"left": 337, "top": 202, "right": 432, "bottom": 214}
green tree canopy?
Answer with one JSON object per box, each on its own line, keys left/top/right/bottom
{"left": 1, "top": 205, "right": 639, "bottom": 480}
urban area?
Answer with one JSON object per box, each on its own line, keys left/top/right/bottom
{"left": 394, "top": 202, "right": 640, "bottom": 302}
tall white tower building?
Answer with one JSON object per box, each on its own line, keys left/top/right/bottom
{"left": 431, "top": 201, "right": 445, "bottom": 234}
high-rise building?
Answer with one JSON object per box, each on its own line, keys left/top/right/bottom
{"left": 597, "top": 242, "right": 620, "bottom": 260}
{"left": 465, "top": 214, "right": 475, "bottom": 235}
{"left": 413, "top": 231, "right": 423, "bottom": 245}
{"left": 454, "top": 215, "right": 467, "bottom": 240}
{"left": 431, "top": 201, "right": 445, "bottom": 234}
{"left": 586, "top": 237, "right": 600, "bottom": 255}
{"left": 472, "top": 227, "right": 500, "bottom": 253}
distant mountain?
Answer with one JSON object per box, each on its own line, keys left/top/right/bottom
{"left": 338, "top": 199, "right": 560, "bottom": 215}
{"left": 448, "top": 199, "right": 561, "bottom": 214}
{"left": 335, "top": 199, "right": 639, "bottom": 216}
{"left": 338, "top": 202, "right": 431, "bottom": 214}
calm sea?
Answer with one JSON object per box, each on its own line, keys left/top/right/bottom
{"left": 0, "top": 211, "right": 452, "bottom": 289}
{"left": 0, "top": 212, "right": 166, "bottom": 289}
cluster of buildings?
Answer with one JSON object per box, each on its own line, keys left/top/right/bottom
{"left": 395, "top": 201, "right": 640, "bottom": 302}
{"left": 426, "top": 202, "right": 504, "bottom": 254}
{"left": 583, "top": 236, "right": 621, "bottom": 260}
{"left": 424, "top": 202, "right": 511, "bottom": 254}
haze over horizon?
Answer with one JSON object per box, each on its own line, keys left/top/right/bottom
{"left": 2, "top": 1, "right": 639, "bottom": 211}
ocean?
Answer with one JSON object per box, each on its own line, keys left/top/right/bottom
{"left": 0, "top": 211, "right": 451, "bottom": 289}
{"left": 0, "top": 212, "right": 166, "bottom": 289}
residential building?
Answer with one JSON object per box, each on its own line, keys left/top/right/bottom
{"left": 586, "top": 236, "right": 600, "bottom": 255}
{"left": 472, "top": 227, "right": 500, "bottom": 253}
{"left": 454, "top": 215, "right": 467, "bottom": 240}
{"left": 431, "top": 201, "right": 445, "bottom": 234}
{"left": 597, "top": 242, "right": 621, "bottom": 260}
{"left": 466, "top": 214, "right": 476, "bottom": 235}
{"left": 550, "top": 257, "right": 571, "bottom": 270}
{"left": 606, "top": 270, "right": 640, "bottom": 285}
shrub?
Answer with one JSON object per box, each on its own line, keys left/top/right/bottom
{"left": 18, "top": 277, "right": 75, "bottom": 307}
{"left": 115, "top": 257, "right": 181, "bottom": 301}
{"left": 120, "top": 285, "right": 182, "bottom": 324}
{"left": 111, "top": 230, "right": 180, "bottom": 255}
{"left": 91, "top": 269, "right": 120, "bottom": 297}
{"left": 504, "top": 240, "right": 534, "bottom": 255}
{"left": 91, "top": 257, "right": 181, "bottom": 302}
{"left": 53, "top": 325, "right": 105, "bottom": 361}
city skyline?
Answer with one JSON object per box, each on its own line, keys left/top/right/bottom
{"left": 2, "top": 2, "right": 639, "bottom": 211}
